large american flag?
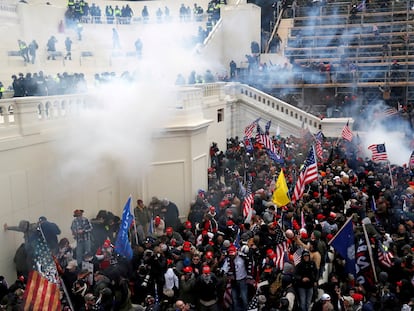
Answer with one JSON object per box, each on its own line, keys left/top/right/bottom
{"left": 23, "top": 231, "right": 61, "bottom": 311}
{"left": 242, "top": 175, "right": 254, "bottom": 219}
{"left": 244, "top": 118, "right": 260, "bottom": 138}
{"left": 368, "top": 143, "right": 388, "bottom": 162}
{"left": 341, "top": 121, "right": 353, "bottom": 142}
{"left": 292, "top": 145, "right": 318, "bottom": 203}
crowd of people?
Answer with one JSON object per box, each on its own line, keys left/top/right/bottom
{"left": 0, "top": 130, "right": 414, "bottom": 311}
{"left": 63, "top": 0, "right": 224, "bottom": 26}
{"left": 10, "top": 70, "right": 87, "bottom": 97}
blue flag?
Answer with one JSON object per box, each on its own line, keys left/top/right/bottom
{"left": 115, "top": 196, "right": 134, "bottom": 260}
{"left": 329, "top": 218, "right": 356, "bottom": 276}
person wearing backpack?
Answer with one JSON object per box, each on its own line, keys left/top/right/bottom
{"left": 280, "top": 274, "right": 300, "bottom": 311}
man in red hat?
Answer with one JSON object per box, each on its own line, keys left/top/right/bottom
{"left": 153, "top": 215, "right": 165, "bottom": 238}
{"left": 179, "top": 266, "right": 196, "bottom": 307}
{"left": 180, "top": 221, "right": 196, "bottom": 245}
{"left": 163, "top": 226, "right": 184, "bottom": 246}
{"left": 195, "top": 265, "right": 219, "bottom": 310}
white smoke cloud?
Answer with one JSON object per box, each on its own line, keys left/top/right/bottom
{"left": 52, "top": 20, "right": 217, "bottom": 181}
{"left": 356, "top": 101, "right": 412, "bottom": 166}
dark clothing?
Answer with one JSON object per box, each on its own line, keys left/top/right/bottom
{"left": 295, "top": 259, "right": 318, "bottom": 289}
{"left": 195, "top": 273, "right": 218, "bottom": 302}
{"left": 164, "top": 202, "right": 180, "bottom": 230}
{"left": 39, "top": 220, "right": 61, "bottom": 252}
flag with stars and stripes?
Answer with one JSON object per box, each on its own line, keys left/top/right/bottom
{"left": 247, "top": 295, "right": 259, "bottom": 311}
{"left": 257, "top": 123, "right": 283, "bottom": 163}
{"left": 315, "top": 131, "right": 324, "bottom": 159}
{"left": 244, "top": 118, "right": 260, "bottom": 138}
{"left": 368, "top": 143, "right": 388, "bottom": 162}
{"left": 341, "top": 121, "right": 353, "bottom": 142}
{"left": 223, "top": 279, "right": 233, "bottom": 309}
{"left": 293, "top": 247, "right": 303, "bottom": 266}
{"left": 23, "top": 230, "right": 61, "bottom": 311}
{"left": 291, "top": 146, "right": 318, "bottom": 204}
{"left": 242, "top": 175, "right": 255, "bottom": 220}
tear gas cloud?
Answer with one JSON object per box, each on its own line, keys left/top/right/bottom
{"left": 53, "top": 20, "right": 223, "bottom": 181}
{"left": 355, "top": 100, "right": 412, "bottom": 166}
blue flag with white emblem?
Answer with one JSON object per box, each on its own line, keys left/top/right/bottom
{"left": 115, "top": 196, "right": 134, "bottom": 260}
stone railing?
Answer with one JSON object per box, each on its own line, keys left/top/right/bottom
{"left": 0, "top": 83, "right": 351, "bottom": 141}
{"left": 234, "top": 83, "right": 322, "bottom": 132}
{"left": 0, "top": 94, "right": 89, "bottom": 138}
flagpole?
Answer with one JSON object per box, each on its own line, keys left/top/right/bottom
{"left": 328, "top": 216, "right": 353, "bottom": 246}
{"left": 131, "top": 196, "right": 139, "bottom": 245}
{"left": 362, "top": 223, "right": 378, "bottom": 283}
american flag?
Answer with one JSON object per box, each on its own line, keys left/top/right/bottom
{"left": 292, "top": 146, "right": 318, "bottom": 203}
{"left": 257, "top": 123, "right": 281, "bottom": 160}
{"left": 274, "top": 241, "right": 288, "bottom": 271}
{"left": 273, "top": 225, "right": 289, "bottom": 270}
{"left": 293, "top": 247, "right": 303, "bottom": 266}
{"left": 242, "top": 175, "right": 254, "bottom": 219}
{"left": 247, "top": 295, "right": 259, "bottom": 311}
{"left": 341, "top": 121, "right": 353, "bottom": 142}
{"left": 245, "top": 118, "right": 260, "bottom": 138}
{"left": 375, "top": 107, "right": 399, "bottom": 119}
{"left": 368, "top": 143, "right": 388, "bottom": 162}
{"left": 383, "top": 107, "right": 399, "bottom": 117}
{"left": 23, "top": 231, "right": 61, "bottom": 311}
{"left": 377, "top": 242, "right": 393, "bottom": 268}
{"left": 315, "top": 131, "right": 324, "bottom": 159}
{"left": 223, "top": 279, "right": 233, "bottom": 309}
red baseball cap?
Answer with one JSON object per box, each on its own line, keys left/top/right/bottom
{"left": 183, "top": 241, "right": 191, "bottom": 252}
{"left": 166, "top": 227, "right": 173, "bottom": 234}
{"left": 228, "top": 245, "right": 237, "bottom": 255}
{"left": 184, "top": 221, "right": 192, "bottom": 229}
{"left": 183, "top": 266, "right": 193, "bottom": 273}
{"left": 155, "top": 216, "right": 161, "bottom": 225}
{"left": 202, "top": 265, "right": 211, "bottom": 274}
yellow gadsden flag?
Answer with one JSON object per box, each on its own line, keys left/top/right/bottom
{"left": 272, "top": 169, "right": 290, "bottom": 207}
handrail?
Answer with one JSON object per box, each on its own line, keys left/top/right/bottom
{"left": 235, "top": 83, "right": 321, "bottom": 133}
{"left": 265, "top": 8, "right": 284, "bottom": 54}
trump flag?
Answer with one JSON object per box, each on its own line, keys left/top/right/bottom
{"left": 115, "top": 196, "right": 134, "bottom": 260}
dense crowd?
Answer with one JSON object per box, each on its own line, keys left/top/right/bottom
{"left": 1, "top": 130, "right": 414, "bottom": 311}
{"left": 9, "top": 71, "right": 87, "bottom": 97}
